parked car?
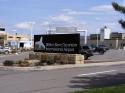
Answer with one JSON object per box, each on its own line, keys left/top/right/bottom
{"left": 80, "top": 45, "right": 93, "bottom": 60}
{"left": 0, "top": 47, "right": 12, "bottom": 54}
{"left": 91, "top": 45, "right": 107, "bottom": 54}
{"left": 98, "top": 45, "right": 109, "bottom": 51}
{"left": 94, "top": 46, "right": 106, "bottom": 54}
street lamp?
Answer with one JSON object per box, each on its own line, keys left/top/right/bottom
{"left": 12, "top": 30, "right": 18, "bottom": 49}
{"left": 27, "top": 22, "right": 35, "bottom": 48}
{"left": 96, "top": 29, "right": 99, "bottom": 47}
{"left": 77, "top": 29, "right": 87, "bottom": 45}
{"left": 28, "top": 22, "right": 35, "bottom": 41}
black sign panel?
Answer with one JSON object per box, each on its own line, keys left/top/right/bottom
{"left": 34, "top": 34, "right": 80, "bottom": 54}
{"left": 0, "top": 28, "right": 5, "bottom": 31}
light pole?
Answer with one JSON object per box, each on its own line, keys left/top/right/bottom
{"left": 96, "top": 29, "right": 99, "bottom": 46}
{"left": 116, "top": 38, "right": 119, "bottom": 49}
{"left": 28, "top": 22, "right": 35, "bottom": 48}
{"left": 97, "top": 33, "right": 99, "bottom": 47}
{"left": 77, "top": 29, "right": 87, "bottom": 45}
{"left": 28, "top": 22, "right": 35, "bottom": 41}
{"left": 12, "top": 30, "right": 17, "bottom": 49}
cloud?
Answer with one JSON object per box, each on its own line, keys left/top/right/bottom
{"left": 40, "top": 13, "right": 87, "bottom": 32}
{"left": 41, "top": 21, "right": 50, "bottom": 26}
{"left": 15, "top": 22, "right": 35, "bottom": 29}
{"left": 90, "top": 5, "right": 114, "bottom": 12}
{"left": 62, "top": 9, "right": 95, "bottom": 15}
{"left": 104, "top": 22, "right": 118, "bottom": 29}
{"left": 50, "top": 14, "right": 74, "bottom": 22}
{"left": 105, "top": 23, "right": 116, "bottom": 26}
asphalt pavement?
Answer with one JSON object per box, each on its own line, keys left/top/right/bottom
{"left": 0, "top": 64, "right": 125, "bottom": 93}
{"left": 86, "top": 49, "right": 125, "bottom": 63}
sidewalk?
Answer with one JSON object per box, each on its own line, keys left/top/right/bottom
{"left": 0, "top": 61, "right": 125, "bottom": 71}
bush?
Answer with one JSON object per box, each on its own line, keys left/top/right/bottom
{"left": 11, "top": 49, "right": 17, "bottom": 54}
{"left": 3, "top": 60, "right": 14, "bottom": 66}
{"left": 59, "top": 61, "right": 65, "bottom": 65}
{"left": 35, "top": 62, "right": 46, "bottom": 66}
{"left": 18, "top": 60, "right": 30, "bottom": 67}
{"left": 47, "top": 60, "right": 55, "bottom": 65}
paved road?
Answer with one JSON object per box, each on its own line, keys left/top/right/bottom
{"left": 0, "top": 64, "right": 125, "bottom": 93}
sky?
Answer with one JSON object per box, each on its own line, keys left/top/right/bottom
{"left": 0, "top": 0, "right": 125, "bottom": 35}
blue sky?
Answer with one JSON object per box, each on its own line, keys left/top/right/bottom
{"left": 0, "top": 0, "right": 125, "bottom": 35}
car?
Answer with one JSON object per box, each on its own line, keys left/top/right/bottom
{"left": 98, "top": 45, "right": 109, "bottom": 51}
{"left": 0, "top": 47, "right": 12, "bottom": 54}
{"left": 91, "top": 45, "right": 107, "bottom": 54}
{"left": 80, "top": 45, "right": 93, "bottom": 60}
{"left": 94, "top": 46, "right": 106, "bottom": 54}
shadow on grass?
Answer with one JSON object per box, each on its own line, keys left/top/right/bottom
{"left": 69, "top": 73, "right": 125, "bottom": 89}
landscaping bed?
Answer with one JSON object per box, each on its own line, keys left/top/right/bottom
{"left": 2, "top": 52, "right": 84, "bottom": 67}
{"left": 70, "top": 85, "right": 125, "bottom": 93}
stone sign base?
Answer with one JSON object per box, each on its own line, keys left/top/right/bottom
{"left": 29, "top": 53, "right": 84, "bottom": 64}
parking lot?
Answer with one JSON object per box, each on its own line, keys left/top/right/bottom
{"left": 86, "top": 49, "right": 125, "bottom": 63}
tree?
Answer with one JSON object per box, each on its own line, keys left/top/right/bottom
{"left": 112, "top": 2, "right": 125, "bottom": 29}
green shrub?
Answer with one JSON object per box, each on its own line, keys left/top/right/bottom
{"left": 11, "top": 49, "right": 17, "bottom": 53}
{"left": 18, "top": 60, "right": 30, "bottom": 67}
{"left": 47, "top": 60, "right": 55, "bottom": 65}
{"left": 35, "top": 62, "right": 46, "bottom": 66}
{"left": 59, "top": 61, "right": 65, "bottom": 65}
{"left": 3, "top": 60, "right": 14, "bottom": 66}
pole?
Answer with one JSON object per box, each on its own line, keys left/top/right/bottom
{"left": 77, "top": 29, "right": 87, "bottom": 45}
{"left": 30, "top": 25, "right": 33, "bottom": 41}
{"left": 96, "top": 29, "right": 99, "bottom": 46}
{"left": 84, "top": 30, "right": 87, "bottom": 45}
{"left": 116, "top": 38, "right": 118, "bottom": 49}
{"left": 97, "top": 33, "right": 98, "bottom": 46}
{"left": 15, "top": 33, "right": 18, "bottom": 50}
{"left": 29, "top": 22, "right": 35, "bottom": 48}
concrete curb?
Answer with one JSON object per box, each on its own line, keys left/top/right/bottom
{"left": 0, "top": 61, "right": 125, "bottom": 71}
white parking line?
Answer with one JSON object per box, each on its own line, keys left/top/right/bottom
{"left": 77, "top": 70, "right": 117, "bottom": 77}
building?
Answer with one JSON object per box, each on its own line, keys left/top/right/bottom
{"left": 89, "top": 34, "right": 100, "bottom": 40}
{"left": 49, "top": 26, "right": 88, "bottom": 45}
{"left": 6, "top": 34, "right": 32, "bottom": 49}
{"left": 87, "top": 39, "right": 125, "bottom": 49}
{"left": 110, "top": 32, "right": 125, "bottom": 40}
{"left": 100, "top": 26, "right": 111, "bottom": 42}
{"left": 0, "top": 27, "right": 7, "bottom": 46}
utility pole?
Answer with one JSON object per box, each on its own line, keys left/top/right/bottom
{"left": 77, "top": 29, "right": 87, "bottom": 45}
{"left": 28, "top": 22, "right": 35, "bottom": 48}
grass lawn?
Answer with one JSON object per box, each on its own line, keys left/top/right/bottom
{"left": 70, "top": 85, "right": 125, "bottom": 93}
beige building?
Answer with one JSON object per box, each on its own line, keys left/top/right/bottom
{"left": 7, "top": 34, "right": 30, "bottom": 41}
{"left": 89, "top": 34, "right": 100, "bottom": 40}
{"left": 86, "top": 32, "right": 125, "bottom": 49}
{"left": 0, "top": 28, "right": 7, "bottom": 46}
{"left": 0, "top": 27, "right": 32, "bottom": 48}
{"left": 6, "top": 34, "right": 31, "bottom": 49}
{"left": 87, "top": 39, "right": 125, "bottom": 49}
{"left": 110, "top": 32, "right": 125, "bottom": 40}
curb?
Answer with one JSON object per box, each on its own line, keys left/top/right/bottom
{"left": 0, "top": 61, "right": 125, "bottom": 71}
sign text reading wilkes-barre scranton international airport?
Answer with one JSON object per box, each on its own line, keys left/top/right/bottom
{"left": 34, "top": 34, "right": 80, "bottom": 54}
{"left": 45, "top": 43, "right": 78, "bottom": 52}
